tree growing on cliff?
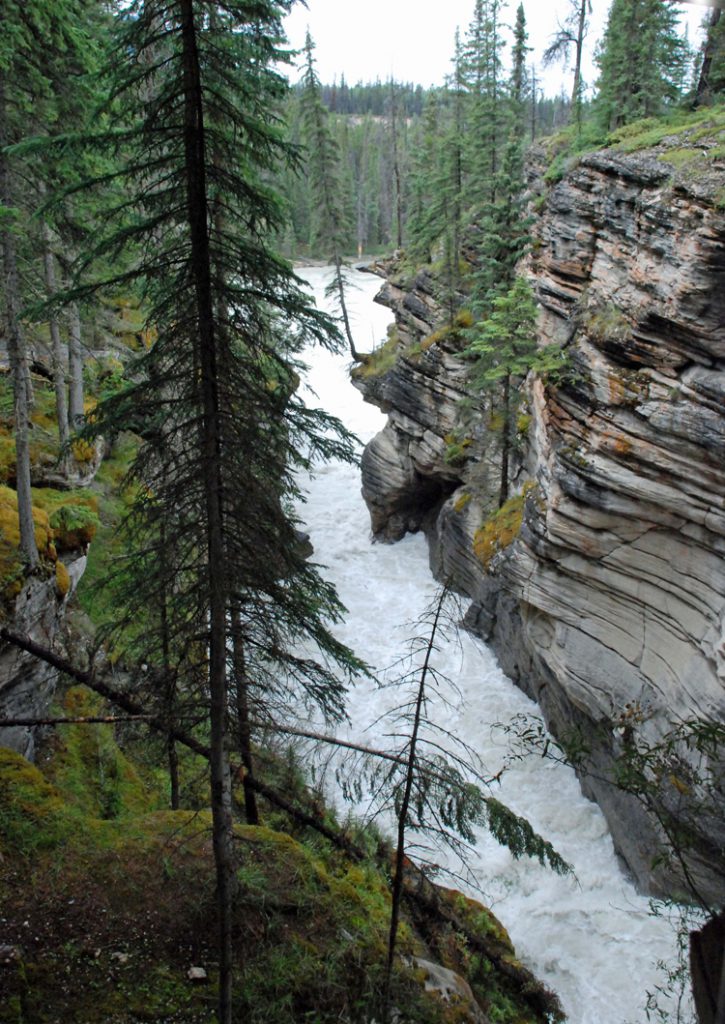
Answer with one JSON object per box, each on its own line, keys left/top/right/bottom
{"left": 468, "top": 2, "right": 530, "bottom": 322}
{"left": 466, "top": 277, "right": 563, "bottom": 506}
{"left": 72, "top": 3, "right": 364, "bottom": 1020}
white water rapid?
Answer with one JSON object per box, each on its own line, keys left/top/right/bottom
{"left": 294, "top": 265, "right": 686, "bottom": 1024}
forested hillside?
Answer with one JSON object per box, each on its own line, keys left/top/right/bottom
{"left": 1, "top": 1, "right": 723, "bottom": 1023}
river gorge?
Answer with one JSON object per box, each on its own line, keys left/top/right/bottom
{"left": 295, "top": 264, "right": 694, "bottom": 1024}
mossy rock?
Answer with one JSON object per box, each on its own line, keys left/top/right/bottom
{"left": 49, "top": 503, "right": 100, "bottom": 552}
{"left": 0, "top": 485, "right": 55, "bottom": 605}
{"left": 473, "top": 485, "right": 536, "bottom": 570}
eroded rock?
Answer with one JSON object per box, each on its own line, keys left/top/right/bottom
{"left": 355, "top": 146, "right": 725, "bottom": 902}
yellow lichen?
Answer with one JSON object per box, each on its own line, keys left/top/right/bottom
{"left": 473, "top": 484, "right": 536, "bottom": 569}
{"left": 453, "top": 492, "right": 472, "bottom": 513}
{"left": 71, "top": 437, "right": 96, "bottom": 463}
{"left": 55, "top": 560, "right": 70, "bottom": 597}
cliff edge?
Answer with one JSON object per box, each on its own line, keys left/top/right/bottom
{"left": 353, "top": 130, "right": 725, "bottom": 904}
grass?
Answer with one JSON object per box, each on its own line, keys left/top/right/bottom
{"left": 539, "top": 103, "right": 725, "bottom": 186}
{"left": 607, "top": 104, "right": 725, "bottom": 154}
{"left": 352, "top": 325, "right": 401, "bottom": 379}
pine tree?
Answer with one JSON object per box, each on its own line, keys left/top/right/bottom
{"left": 695, "top": 8, "right": 725, "bottom": 106}
{"left": 299, "top": 31, "right": 361, "bottom": 360}
{"left": 595, "top": 0, "right": 689, "bottom": 131}
{"left": 466, "top": 278, "right": 564, "bottom": 505}
{"left": 72, "top": 4, "right": 364, "bottom": 1020}
{"left": 468, "top": 3, "right": 530, "bottom": 323}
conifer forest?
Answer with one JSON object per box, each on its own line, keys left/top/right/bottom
{"left": 0, "top": 2, "right": 723, "bottom": 1024}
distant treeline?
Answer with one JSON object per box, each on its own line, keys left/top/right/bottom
{"left": 281, "top": 81, "right": 574, "bottom": 258}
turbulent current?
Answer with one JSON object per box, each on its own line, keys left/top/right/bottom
{"left": 294, "top": 265, "right": 686, "bottom": 1024}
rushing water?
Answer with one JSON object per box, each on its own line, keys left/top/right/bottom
{"left": 293, "top": 265, "right": 685, "bottom": 1024}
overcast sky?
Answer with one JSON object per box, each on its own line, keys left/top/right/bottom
{"left": 283, "top": 0, "right": 709, "bottom": 97}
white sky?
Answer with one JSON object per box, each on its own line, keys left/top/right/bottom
{"left": 284, "top": 0, "right": 710, "bottom": 97}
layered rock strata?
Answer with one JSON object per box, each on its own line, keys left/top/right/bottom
{"left": 354, "top": 146, "right": 725, "bottom": 902}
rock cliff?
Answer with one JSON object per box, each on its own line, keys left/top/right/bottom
{"left": 354, "top": 141, "right": 725, "bottom": 903}
{"left": 0, "top": 554, "right": 86, "bottom": 759}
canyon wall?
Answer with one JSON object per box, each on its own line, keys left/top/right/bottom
{"left": 354, "top": 143, "right": 725, "bottom": 903}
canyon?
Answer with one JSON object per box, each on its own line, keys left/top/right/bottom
{"left": 354, "top": 140, "right": 725, "bottom": 904}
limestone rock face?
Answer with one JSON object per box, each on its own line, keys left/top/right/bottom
{"left": 355, "top": 147, "right": 725, "bottom": 901}
{"left": 0, "top": 554, "right": 86, "bottom": 759}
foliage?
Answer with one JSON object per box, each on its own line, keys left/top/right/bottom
{"left": 0, "top": 697, "right": 555, "bottom": 1024}
{"left": 595, "top": 0, "right": 690, "bottom": 132}
{"left": 466, "top": 277, "right": 564, "bottom": 504}
{"left": 49, "top": 503, "right": 99, "bottom": 551}
{"left": 473, "top": 485, "right": 534, "bottom": 569}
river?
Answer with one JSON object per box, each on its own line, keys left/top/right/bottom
{"left": 293, "top": 265, "right": 688, "bottom": 1024}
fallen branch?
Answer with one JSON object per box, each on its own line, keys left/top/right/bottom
{"left": 0, "top": 626, "right": 562, "bottom": 1020}
{"left": 0, "top": 715, "right": 156, "bottom": 726}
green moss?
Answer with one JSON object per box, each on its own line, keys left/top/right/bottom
{"left": 0, "top": 485, "right": 55, "bottom": 605}
{"left": 453, "top": 492, "right": 472, "bottom": 513}
{"left": 44, "top": 687, "right": 159, "bottom": 821}
{"left": 473, "top": 485, "right": 536, "bottom": 570}
{"left": 0, "top": 748, "right": 82, "bottom": 856}
{"left": 420, "top": 309, "right": 474, "bottom": 353}
{"left": 49, "top": 503, "right": 100, "bottom": 552}
{"left": 582, "top": 302, "right": 630, "bottom": 344}
{"left": 608, "top": 105, "right": 725, "bottom": 154}
{"left": 444, "top": 432, "right": 473, "bottom": 467}
{"left": 352, "top": 326, "right": 401, "bottom": 379}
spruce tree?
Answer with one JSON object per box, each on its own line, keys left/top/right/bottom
{"left": 595, "top": 0, "right": 689, "bottom": 131}
{"left": 461, "top": 0, "right": 508, "bottom": 217}
{"left": 0, "top": 0, "right": 98, "bottom": 566}
{"left": 468, "top": 3, "right": 529, "bottom": 322}
{"left": 299, "top": 31, "right": 361, "bottom": 360}
{"left": 466, "top": 278, "right": 563, "bottom": 506}
{"left": 72, "top": 4, "right": 364, "bottom": 1020}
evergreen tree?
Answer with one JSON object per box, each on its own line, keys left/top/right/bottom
{"left": 406, "top": 90, "right": 444, "bottom": 266}
{"left": 466, "top": 278, "right": 563, "bottom": 506}
{"left": 461, "top": 0, "right": 508, "bottom": 217}
{"left": 694, "top": 8, "right": 725, "bottom": 106}
{"left": 73, "top": 4, "right": 363, "bottom": 1020}
{"left": 299, "top": 31, "right": 360, "bottom": 360}
{"left": 0, "top": 0, "right": 98, "bottom": 566}
{"left": 468, "top": 3, "right": 530, "bottom": 322}
{"left": 595, "top": 0, "right": 689, "bottom": 131}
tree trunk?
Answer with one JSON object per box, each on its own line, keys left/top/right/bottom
{"left": 389, "top": 80, "right": 403, "bottom": 249}
{"left": 230, "top": 602, "right": 259, "bottom": 826}
{"left": 695, "top": 9, "right": 722, "bottom": 106}
{"left": 530, "top": 64, "right": 538, "bottom": 142}
{"left": 0, "top": 74, "right": 39, "bottom": 569}
{"left": 571, "top": 0, "right": 588, "bottom": 131}
{"left": 383, "top": 589, "right": 447, "bottom": 1023}
{"left": 179, "top": 4, "right": 235, "bottom": 1021}
{"left": 498, "top": 374, "right": 511, "bottom": 508}
{"left": 68, "top": 302, "right": 85, "bottom": 429}
{"left": 41, "top": 218, "right": 70, "bottom": 454}
{"left": 334, "top": 256, "right": 361, "bottom": 362}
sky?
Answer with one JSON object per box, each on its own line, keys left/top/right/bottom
{"left": 283, "top": 0, "right": 710, "bottom": 98}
